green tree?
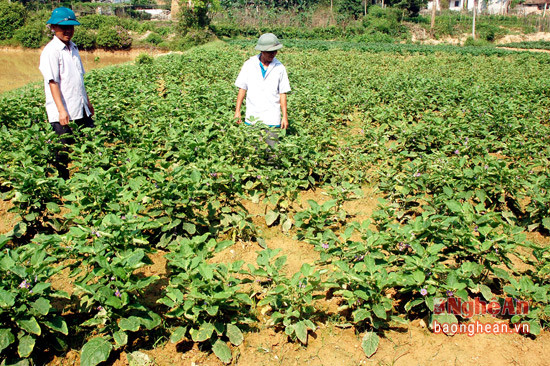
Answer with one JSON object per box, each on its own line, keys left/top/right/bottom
{"left": 0, "top": 0, "right": 26, "bottom": 40}
{"left": 178, "top": 0, "right": 220, "bottom": 33}
{"left": 386, "top": 0, "right": 427, "bottom": 16}
{"left": 337, "top": 0, "right": 364, "bottom": 19}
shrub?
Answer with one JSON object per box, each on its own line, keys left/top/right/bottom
{"left": 79, "top": 14, "right": 118, "bottom": 30}
{"left": 72, "top": 28, "right": 96, "bottom": 50}
{"left": 0, "top": 0, "right": 25, "bottom": 40}
{"left": 463, "top": 36, "right": 491, "bottom": 47}
{"left": 477, "top": 24, "right": 503, "bottom": 42}
{"left": 145, "top": 32, "right": 163, "bottom": 45}
{"left": 135, "top": 53, "right": 154, "bottom": 65}
{"left": 96, "top": 25, "right": 132, "bottom": 50}
{"left": 338, "top": 0, "right": 364, "bottom": 19}
{"left": 363, "top": 6, "right": 407, "bottom": 38}
{"left": 171, "top": 29, "right": 214, "bottom": 51}
{"left": 14, "top": 23, "right": 47, "bottom": 49}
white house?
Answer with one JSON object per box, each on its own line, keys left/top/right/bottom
{"left": 427, "top": 0, "right": 509, "bottom": 14}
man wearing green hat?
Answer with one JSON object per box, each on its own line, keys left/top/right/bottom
{"left": 39, "top": 7, "right": 94, "bottom": 179}
{"left": 234, "top": 33, "right": 291, "bottom": 140}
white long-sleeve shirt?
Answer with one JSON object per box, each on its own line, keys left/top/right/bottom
{"left": 39, "top": 36, "right": 90, "bottom": 123}
{"left": 235, "top": 55, "right": 291, "bottom": 127}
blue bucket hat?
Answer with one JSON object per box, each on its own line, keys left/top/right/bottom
{"left": 47, "top": 7, "right": 80, "bottom": 26}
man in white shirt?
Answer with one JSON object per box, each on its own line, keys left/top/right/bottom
{"left": 39, "top": 7, "right": 94, "bottom": 179}
{"left": 234, "top": 33, "right": 291, "bottom": 146}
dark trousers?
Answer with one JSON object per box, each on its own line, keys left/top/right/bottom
{"left": 50, "top": 112, "right": 95, "bottom": 179}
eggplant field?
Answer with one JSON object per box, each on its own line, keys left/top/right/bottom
{"left": 1, "top": 41, "right": 550, "bottom": 365}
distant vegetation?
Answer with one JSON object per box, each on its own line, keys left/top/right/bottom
{"left": 1, "top": 0, "right": 550, "bottom": 50}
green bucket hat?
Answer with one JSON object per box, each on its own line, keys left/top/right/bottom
{"left": 47, "top": 7, "right": 80, "bottom": 26}
{"left": 255, "top": 33, "right": 283, "bottom": 52}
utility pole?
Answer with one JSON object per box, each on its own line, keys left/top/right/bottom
{"left": 472, "top": 0, "right": 476, "bottom": 39}
{"left": 431, "top": 0, "right": 438, "bottom": 33}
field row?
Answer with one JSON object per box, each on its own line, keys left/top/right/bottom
{"left": 0, "top": 41, "right": 549, "bottom": 364}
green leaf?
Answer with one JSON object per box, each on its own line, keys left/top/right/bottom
{"left": 528, "top": 320, "right": 541, "bottom": 336}
{"left": 353, "top": 309, "right": 371, "bottom": 322}
{"left": 412, "top": 270, "right": 425, "bottom": 284}
{"left": 282, "top": 218, "right": 293, "bottom": 232}
{"left": 113, "top": 331, "right": 128, "bottom": 349}
{"left": 432, "top": 313, "right": 458, "bottom": 335}
{"left": 215, "top": 240, "right": 234, "bottom": 253}
{"left": 18, "top": 334, "right": 35, "bottom": 358}
{"left": 119, "top": 317, "right": 140, "bottom": 332}
{"left": 43, "top": 316, "right": 68, "bottom": 335}
{"left": 445, "top": 200, "right": 462, "bottom": 213}
{"left": 0, "top": 328, "right": 15, "bottom": 353}
{"left": 294, "top": 321, "right": 308, "bottom": 344}
{"left": 13, "top": 221, "right": 27, "bottom": 238}
{"left": 212, "top": 339, "right": 232, "bottom": 364}
{"left": 265, "top": 210, "right": 279, "bottom": 226}
{"left": 479, "top": 284, "right": 494, "bottom": 302}
{"left": 257, "top": 237, "right": 267, "bottom": 249}
{"left": 226, "top": 324, "right": 243, "bottom": 346}
{"left": 17, "top": 317, "right": 41, "bottom": 336}
{"left": 182, "top": 223, "right": 196, "bottom": 234}
{"left": 170, "top": 326, "right": 187, "bottom": 344}
{"left": 80, "top": 337, "right": 112, "bottom": 366}
{"left": 361, "top": 332, "right": 379, "bottom": 358}
{"left": 542, "top": 218, "right": 550, "bottom": 231}
{"left": 190, "top": 323, "right": 214, "bottom": 342}
{"left": 31, "top": 298, "right": 51, "bottom": 316}
{"left": 372, "top": 304, "right": 387, "bottom": 320}
{"left": 46, "top": 202, "right": 60, "bottom": 213}
{"left": 0, "top": 290, "right": 15, "bottom": 308}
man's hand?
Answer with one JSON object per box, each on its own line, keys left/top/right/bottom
{"left": 87, "top": 101, "right": 95, "bottom": 117}
{"left": 235, "top": 88, "right": 246, "bottom": 124}
{"left": 280, "top": 93, "right": 288, "bottom": 129}
{"left": 280, "top": 116, "right": 289, "bottom": 129}
{"left": 59, "top": 110, "right": 70, "bottom": 126}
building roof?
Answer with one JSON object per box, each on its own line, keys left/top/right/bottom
{"left": 524, "top": 0, "right": 550, "bottom": 5}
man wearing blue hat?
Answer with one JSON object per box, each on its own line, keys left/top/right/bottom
{"left": 234, "top": 33, "right": 291, "bottom": 146}
{"left": 39, "top": 7, "right": 95, "bottom": 179}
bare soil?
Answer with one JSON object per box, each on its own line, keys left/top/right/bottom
{"left": 0, "top": 199, "right": 18, "bottom": 235}
{"left": 0, "top": 47, "right": 169, "bottom": 94}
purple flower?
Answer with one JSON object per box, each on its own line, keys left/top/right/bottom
{"left": 256, "top": 175, "right": 262, "bottom": 179}
{"left": 420, "top": 288, "right": 428, "bottom": 296}
{"left": 210, "top": 172, "right": 218, "bottom": 178}
{"left": 321, "top": 243, "right": 329, "bottom": 250}
{"left": 474, "top": 225, "right": 479, "bottom": 232}
{"left": 114, "top": 289, "right": 121, "bottom": 297}
{"left": 446, "top": 290, "right": 454, "bottom": 297}
{"left": 398, "top": 242, "right": 406, "bottom": 251}
{"left": 484, "top": 165, "right": 489, "bottom": 170}
{"left": 121, "top": 215, "right": 126, "bottom": 220}
{"left": 19, "top": 280, "right": 30, "bottom": 289}
{"left": 454, "top": 149, "right": 460, "bottom": 155}
{"left": 414, "top": 172, "right": 421, "bottom": 178}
